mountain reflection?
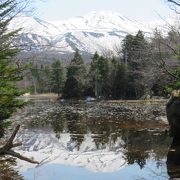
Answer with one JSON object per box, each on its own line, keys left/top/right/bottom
{"left": 24, "top": 101, "right": 171, "bottom": 170}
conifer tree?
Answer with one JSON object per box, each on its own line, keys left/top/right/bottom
{"left": 89, "top": 51, "right": 100, "bottom": 97}
{"left": 50, "top": 60, "right": 64, "bottom": 96}
{"left": 121, "top": 31, "right": 149, "bottom": 99}
{"left": 0, "top": 0, "right": 26, "bottom": 122}
{"left": 111, "top": 60, "right": 128, "bottom": 99}
{"left": 89, "top": 52, "right": 110, "bottom": 98}
{"left": 97, "top": 55, "right": 110, "bottom": 97}
{"left": 63, "top": 49, "right": 87, "bottom": 99}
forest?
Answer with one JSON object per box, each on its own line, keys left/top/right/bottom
{"left": 29, "top": 28, "right": 180, "bottom": 100}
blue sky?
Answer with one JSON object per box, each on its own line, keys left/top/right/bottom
{"left": 32, "top": 0, "right": 174, "bottom": 22}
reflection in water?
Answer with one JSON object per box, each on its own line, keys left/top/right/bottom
{"left": 7, "top": 100, "right": 172, "bottom": 179}
{"left": 167, "top": 138, "right": 180, "bottom": 179}
{"left": 28, "top": 112, "right": 170, "bottom": 164}
{"left": 26, "top": 106, "right": 170, "bottom": 169}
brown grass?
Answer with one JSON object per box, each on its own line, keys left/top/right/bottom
{"left": 106, "top": 99, "right": 168, "bottom": 104}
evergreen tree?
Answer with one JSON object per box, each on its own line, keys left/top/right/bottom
{"left": 89, "top": 52, "right": 100, "bottom": 97}
{"left": 122, "top": 34, "right": 135, "bottom": 64}
{"left": 111, "top": 62, "right": 129, "bottom": 99}
{"left": 97, "top": 55, "right": 110, "bottom": 97}
{"left": 43, "top": 65, "right": 51, "bottom": 93}
{"left": 122, "top": 30, "right": 148, "bottom": 70}
{"left": 63, "top": 49, "right": 87, "bottom": 99}
{"left": 89, "top": 52, "right": 110, "bottom": 98}
{"left": 30, "top": 64, "right": 39, "bottom": 94}
{"left": 121, "top": 31, "right": 149, "bottom": 99}
{"left": 50, "top": 60, "right": 64, "bottom": 96}
{"left": 0, "top": 0, "right": 26, "bottom": 122}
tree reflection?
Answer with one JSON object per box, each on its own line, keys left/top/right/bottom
{"left": 66, "top": 113, "right": 86, "bottom": 150}
{"left": 122, "top": 129, "right": 170, "bottom": 169}
{"left": 49, "top": 112, "right": 170, "bottom": 169}
{"left": 88, "top": 118, "right": 118, "bottom": 148}
{"left": 51, "top": 113, "right": 66, "bottom": 139}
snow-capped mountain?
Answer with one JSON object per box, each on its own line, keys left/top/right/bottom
{"left": 10, "top": 11, "right": 162, "bottom": 58}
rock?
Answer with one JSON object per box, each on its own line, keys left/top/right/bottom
{"left": 167, "top": 138, "right": 180, "bottom": 179}
{"left": 166, "top": 90, "right": 180, "bottom": 138}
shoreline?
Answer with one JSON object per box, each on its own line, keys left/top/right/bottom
{"left": 21, "top": 93, "right": 168, "bottom": 103}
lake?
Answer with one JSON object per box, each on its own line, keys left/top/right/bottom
{"left": 0, "top": 97, "right": 173, "bottom": 180}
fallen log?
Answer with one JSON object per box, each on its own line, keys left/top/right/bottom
{"left": 0, "top": 125, "right": 39, "bottom": 164}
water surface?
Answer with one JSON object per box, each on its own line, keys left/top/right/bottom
{"left": 2, "top": 98, "right": 173, "bottom": 180}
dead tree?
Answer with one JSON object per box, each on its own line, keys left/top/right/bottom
{"left": 0, "top": 125, "right": 39, "bottom": 164}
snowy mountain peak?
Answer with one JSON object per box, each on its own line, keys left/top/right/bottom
{"left": 9, "top": 11, "right": 165, "bottom": 58}
{"left": 83, "top": 10, "right": 130, "bottom": 21}
{"left": 48, "top": 10, "right": 144, "bottom": 33}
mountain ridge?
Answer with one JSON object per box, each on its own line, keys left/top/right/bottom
{"left": 10, "top": 11, "right": 166, "bottom": 61}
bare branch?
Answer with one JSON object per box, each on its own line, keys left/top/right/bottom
{"left": 3, "top": 125, "right": 20, "bottom": 150}
{"left": 168, "top": 0, "right": 180, "bottom": 6}
{"left": 157, "top": 38, "right": 180, "bottom": 80}
{"left": 6, "top": 150, "right": 39, "bottom": 164}
{"left": 0, "top": 125, "right": 39, "bottom": 164}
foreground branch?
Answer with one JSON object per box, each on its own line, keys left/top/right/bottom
{"left": 157, "top": 38, "right": 180, "bottom": 80}
{"left": 168, "top": 0, "right": 180, "bottom": 6}
{"left": 0, "top": 125, "right": 39, "bottom": 164}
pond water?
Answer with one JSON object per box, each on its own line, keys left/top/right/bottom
{"left": 1, "top": 98, "right": 174, "bottom": 180}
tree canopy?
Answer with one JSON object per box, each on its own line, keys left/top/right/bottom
{"left": 0, "top": 0, "right": 26, "bottom": 122}
{"left": 63, "top": 49, "right": 87, "bottom": 99}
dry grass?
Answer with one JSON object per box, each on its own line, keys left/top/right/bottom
{"left": 23, "top": 93, "right": 59, "bottom": 100}
{"left": 106, "top": 99, "right": 168, "bottom": 104}
{"left": 32, "top": 93, "right": 58, "bottom": 98}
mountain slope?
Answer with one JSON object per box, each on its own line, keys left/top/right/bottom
{"left": 10, "top": 11, "right": 160, "bottom": 58}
